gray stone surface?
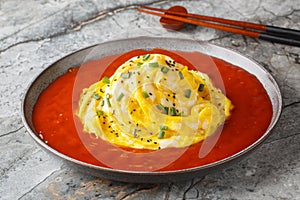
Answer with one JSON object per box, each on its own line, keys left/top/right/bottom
{"left": 0, "top": 0, "right": 299, "bottom": 199}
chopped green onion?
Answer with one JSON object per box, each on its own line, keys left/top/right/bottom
{"left": 100, "top": 100, "right": 105, "bottom": 106}
{"left": 106, "top": 97, "right": 111, "bottom": 107}
{"left": 116, "top": 93, "right": 124, "bottom": 101}
{"left": 178, "top": 111, "right": 184, "bottom": 116}
{"left": 164, "top": 107, "right": 169, "bottom": 115}
{"left": 142, "top": 91, "right": 149, "bottom": 98}
{"left": 185, "top": 89, "right": 191, "bottom": 98}
{"left": 161, "top": 66, "right": 169, "bottom": 73}
{"left": 160, "top": 125, "right": 168, "bottom": 130}
{"left": 133, "top": 128, "right": 137, "bottom": 138}
{"left": 96, "top": 110, "right": 104, "bottom": 116}
{"left": 156, "top": 104, "right": 164, "bottom": 110}
{"left": 92, "top": 93, "right": 101, "bottom": 100}
{"left": 142, "top": 54, "right": 150, "bottom": 61}
{"left": 101, "top": 76, "right": 110, "bottom": 84}
{"left": 198, "top": 83, "right": 205, "bottom": 92}
{"left": 137, "top": 62, "right": 143, "bottom": 67}
{"left": 149, "top": 62, "right": 159, "bottom": 68}
{"left": 170, "top": 107, "right": 177, "bottom": 116}
{"left": 121, "top": 72, "right": 131, "bottom": 79}
{"left": 178, "top": 71, "right": 184, "bottom": 80}
{"left": 158, "top": 130, "right": 165, "bottom": 139}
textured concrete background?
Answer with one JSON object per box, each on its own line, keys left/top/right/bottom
{"left": 1, "top": 0, "right": 300, "bottom": 199}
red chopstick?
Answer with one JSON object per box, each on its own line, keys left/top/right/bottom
{"left": 137, "top": 6, "right": 300, "bottom": 47}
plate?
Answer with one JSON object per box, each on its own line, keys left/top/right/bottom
{"left": 21, "top": 37, "right": 282, "bottom": 183}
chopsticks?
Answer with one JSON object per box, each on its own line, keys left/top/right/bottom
{"left": 137, "top": 6, "right": 300, "bottom": 47}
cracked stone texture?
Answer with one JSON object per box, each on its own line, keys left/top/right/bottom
{"left": 0, "top": 0, "right": 299, "bottom": 199}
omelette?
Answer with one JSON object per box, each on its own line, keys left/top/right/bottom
{"left": 77, "top": 53, "right": 233, "bottom": 150}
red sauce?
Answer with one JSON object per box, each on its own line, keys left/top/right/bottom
{"left": 32, "top": 49, "right": 273, "bottom": 172}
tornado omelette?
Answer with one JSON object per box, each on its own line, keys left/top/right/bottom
{"left": 77, "top": 53, "right": 233, "bottom": 150}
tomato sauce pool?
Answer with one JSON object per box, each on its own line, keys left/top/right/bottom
{"left": 32, "top": 49, "right": 273, "bottom": 172}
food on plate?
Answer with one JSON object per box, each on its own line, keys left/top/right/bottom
{"left": 32, "top": 48, "right": 273, "bottom": 171}
{"left": 77, "top": 53, "right": 233, "bottom": 150}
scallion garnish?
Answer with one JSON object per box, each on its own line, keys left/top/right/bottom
{"left": 198, "top": 83, "right": 205, "bottom": 92}
{"left": 158, "top": 130, "right": 165, "bottom": 139}
{"left": 121, "top": 72, "right": 131, "bottom": 79}
{"left": 106, "top": 97, "right": 111, "bottom": 107}
{"left": 170, "top": 107, "right": 177, "bottom": 116}
{"left": 185, "top": 89, "right": 191, "bottom": 98}
{"left": 92, "top": 93, "right": 101, "bottom": 100}
{"left": 142, "top": 54, "right": 150, "bottom": 61}
{"left": 164, "top": 107, "right": 169, "bottom": 115}
{"left": 137, "top": 62, "right": 143, "bottom": 67}
{"left": 116, "top": 93, "right": 124, "bottom": 101}
{"left": 178, "top": 71, "right": 184, "bottom": 80}
{"left": 96, "top": 110, "right": 104, "bottom": 116}
{"left": 156, "top": 104, "right": 164, "bottom": 110}
{"left": 100, "top": 100, "right": 105, "bottom": 106}
{"left": 149, "top": 62, "right": 159, "bottom": 68}
{"left": 160, "top": 125, "right": 168, "bottom": 130}
{"left": 133, "top": 128, "right": 137, "bottom": 138}
{"left": 161, "top": 66, "right": 169, "bottom": 73}
{"left": 101, "top": 76, "right": 110, "bottom": 84}
{"left": 142, "top": 91, "right": 149, "bottom": 98}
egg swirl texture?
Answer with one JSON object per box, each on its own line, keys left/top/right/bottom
{"left": 77, "top": 53, "right": 233, "bottom": 150}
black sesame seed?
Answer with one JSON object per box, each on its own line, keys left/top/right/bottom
{"left": 154, "top": 142, "right": 157, "bottom": 144}
{"left": 149, "top": 93, "right": 153, "bottom": 96}
{"left": 173, "top": 103, "right": 176, "bottom": 106}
